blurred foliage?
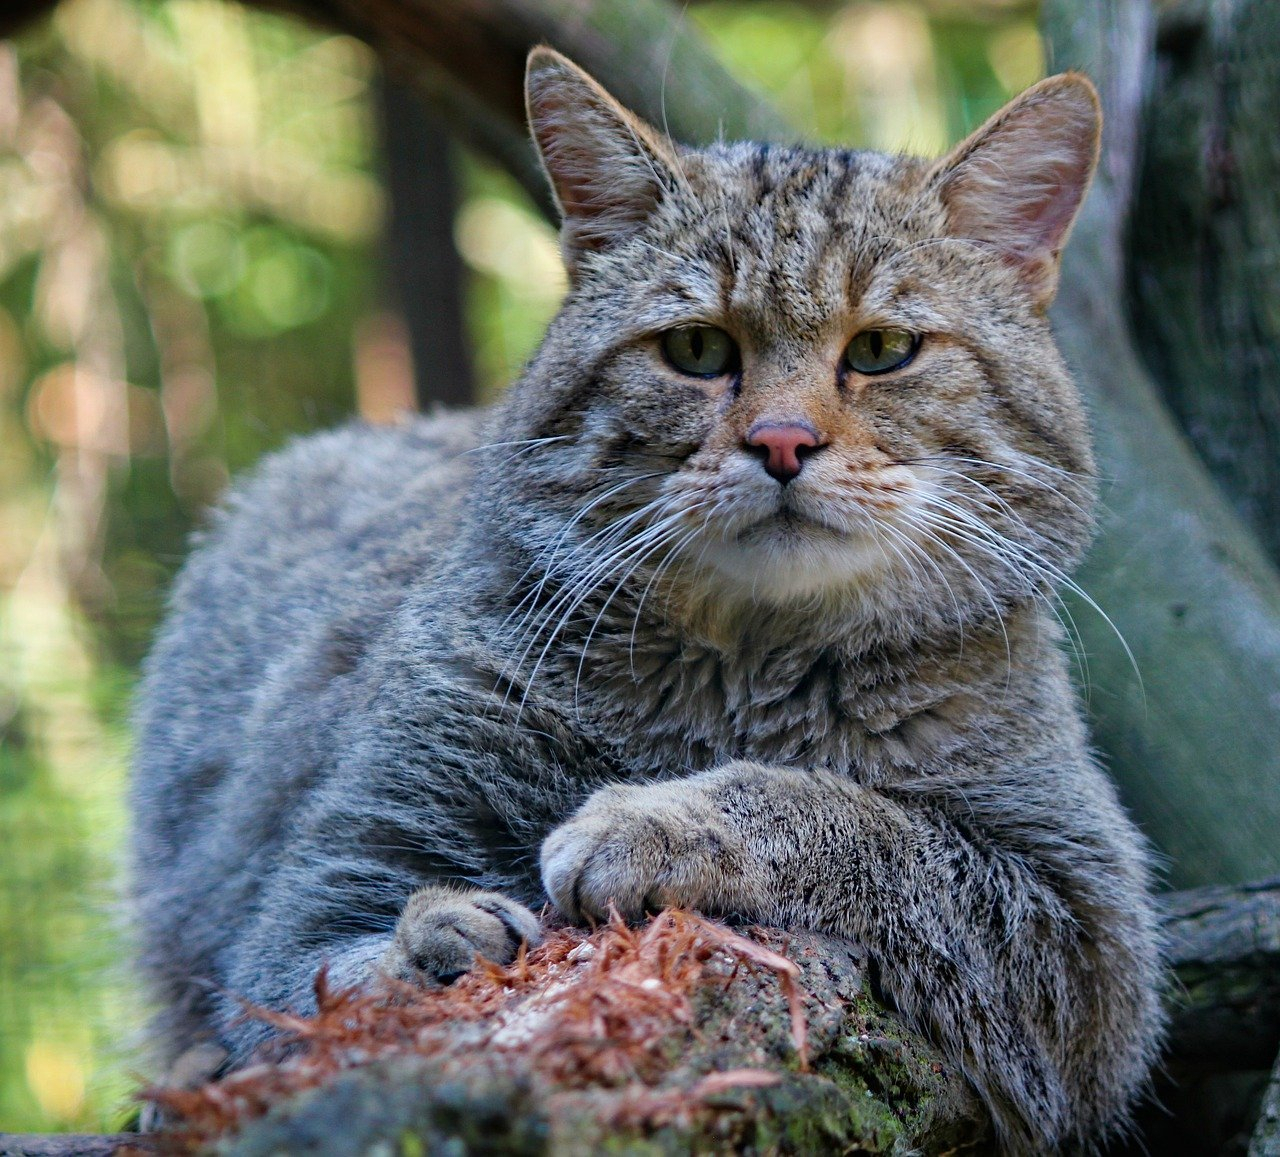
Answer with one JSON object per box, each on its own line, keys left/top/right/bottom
{"left": 0, "top": 0, "right": 1041, "bottom": 1131}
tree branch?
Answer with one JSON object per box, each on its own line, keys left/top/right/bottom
{"left": 1161, "top": 877, "right": 1280, "bottom": 1072}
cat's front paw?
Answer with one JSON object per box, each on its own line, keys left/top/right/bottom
{"left": 379, "top": 885, "right": 542, "bottom": 985}
{"left": 540, "top": 780, "right": 760, "bottom": 923}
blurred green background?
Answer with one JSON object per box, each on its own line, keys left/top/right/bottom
{"left": 0, "top": 0, "right": 1038, "bottom": 1131}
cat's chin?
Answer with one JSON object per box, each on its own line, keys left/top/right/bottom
{"left": 696, "top": 518, "right": 894, "bottom": 605}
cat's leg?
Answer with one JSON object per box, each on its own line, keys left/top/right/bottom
{"left": 213, "top": 691, "right": 591, "bottom": 1064}
{"left": 541, "top": 760, "right": 1162, "bottom": 1154}
{"left": 542, "top": 774, "right": 771, "bottom": 921}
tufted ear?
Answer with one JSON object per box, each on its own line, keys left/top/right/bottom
{"left": 525, "top": 47, "right": 681, "bottom": 276}
{"left": 930, "top": 73, "right": 1101, "bottom": 308}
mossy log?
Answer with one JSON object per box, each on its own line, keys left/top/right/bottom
{"left": 1, "top": 884, "right": 1279, "bottom": 1155}
{"left": 146, "top": 914, "right": 987, "bottom": 1156}
{"left": 171, "top": 880, "right": 1280, "bottom": 1155}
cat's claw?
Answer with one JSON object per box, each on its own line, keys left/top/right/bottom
{"left": 379, "top": 885, "right": 542, "bottom": 985}
{"left": 541, "top": 780, "right": 754, "bottom": 924}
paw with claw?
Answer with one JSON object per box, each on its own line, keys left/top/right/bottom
{"left": 540, "top": 778, "right": 763, "bottom": 923}
{"left": 379, "top": 885, "right": 542, "bottom": 985}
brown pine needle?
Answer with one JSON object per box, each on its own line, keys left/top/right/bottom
{"left": 144, "top": 909, "right": 811, "bottom": 1152}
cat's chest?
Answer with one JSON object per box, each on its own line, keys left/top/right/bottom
{"left": 556, "top": 634, "right": 966, "bottom": 780}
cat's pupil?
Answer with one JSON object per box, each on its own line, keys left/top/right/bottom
{"left": 691, "top": 331, "right": 704, "bottom": 359}
{"left": 869, "top": 331, "right": 883, "bottom": 359}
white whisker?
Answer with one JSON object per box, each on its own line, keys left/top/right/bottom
{"left": 911, "top": 489, "right": 1140, "bottom": 696}
{"left": 498, "top": 489, "right": 696, "bottom": 714}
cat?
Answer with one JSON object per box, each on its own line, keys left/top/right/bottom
{"left": 130, "top": 47, "right": 1163, "bottom": 1153}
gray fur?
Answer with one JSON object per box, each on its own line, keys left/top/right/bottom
{"left": 131, "top": 53, "right": 1162, "bottom": 1154}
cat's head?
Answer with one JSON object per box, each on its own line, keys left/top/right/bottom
{"left": 490, "top": 48, "right": 1099, "bottom": 638}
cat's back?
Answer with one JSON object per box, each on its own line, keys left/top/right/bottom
{"left": 132, "top": 410, "right": 481, "bottom": 865}
{"left": 204, "top": 408, "right": 480, "bottom": 599}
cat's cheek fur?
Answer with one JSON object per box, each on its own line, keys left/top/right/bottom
{"left": 379, "top": 885, "right": 543, "bottom": 984}
{"left": 541, "top": 779, "right": 768, "bottom": 923}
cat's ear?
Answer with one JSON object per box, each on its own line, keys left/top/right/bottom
{"left": 930, "top": 73, "right": 1101, "bottom": 307}
{"left": 525, "top": 47, "right": 680, "bottom": 275}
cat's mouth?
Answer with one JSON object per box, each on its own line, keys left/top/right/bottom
{"left": 685, "top": 477, "right": 913, "bottom": 602}
{"left": 735, "top": 503, "right": 855, "bottom": 544}
{"left": 765, "top": 507, "right": 826, "bottom": 532}
{"left": 698, "top": 501, "right": 894, "bottom": 603}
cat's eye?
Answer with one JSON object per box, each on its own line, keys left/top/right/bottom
{"left": 844, "top": 328, "right": 919, "bottom": 375}
{"left": 661, "top": 326, "right": 739, "bottom": 378}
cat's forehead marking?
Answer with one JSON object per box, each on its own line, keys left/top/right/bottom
{"left": 672, "top": 144, "right": 933, "bottom": 338}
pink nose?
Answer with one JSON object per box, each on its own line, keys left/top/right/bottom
{"left": 745, "top": 420, "right": 824, "bottom": 484}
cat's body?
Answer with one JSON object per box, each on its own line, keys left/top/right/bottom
{"left": 132, "top": 51, "right": 1163, "bottom": 1153}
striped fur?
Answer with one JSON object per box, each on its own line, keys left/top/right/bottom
{"left": 131, "top": 51, "right": 1161, "bottom": 1153}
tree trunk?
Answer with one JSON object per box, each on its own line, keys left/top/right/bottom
{"left": 1042, "top": 0, "right": 1280, "bottom": 888}
{"left": 1128, "top": 0, "right": 1280, "bottom": 565}
{"left": 377, "top": 77, "right": 475, "bottom": 409}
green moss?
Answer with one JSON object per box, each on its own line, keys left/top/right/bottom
{"left": 753, "top": 1075, "right": 903, "bottom": 1153}
{"left": 221, "top": 1059, "right": 550, "bottom": 1157}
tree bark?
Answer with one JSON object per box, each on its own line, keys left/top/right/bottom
{"left": 1128, "top": 0, "right": 1280, "bottom": 565}
{"left": 1042, "top": 0, "right": 1280, "bottom": 888}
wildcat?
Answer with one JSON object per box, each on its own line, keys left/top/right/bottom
{"left": 131, "top": 47, "right": 1163, "bottom": 1153}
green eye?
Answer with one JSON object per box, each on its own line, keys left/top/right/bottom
{"left": 661, "top": 326, "right": 739, "bottom": 378}
{"left": 844, "top": 328, "right": 919, "bottom": 375}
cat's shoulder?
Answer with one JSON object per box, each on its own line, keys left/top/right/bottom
{"left": 180, "top": 409, "right": 477, "bottom": 569}
{"left": 217, "top": 409, "right": 481, "bottom": 534}
{"left": 161, "top": 408, "right": 485, "bottom": 642}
